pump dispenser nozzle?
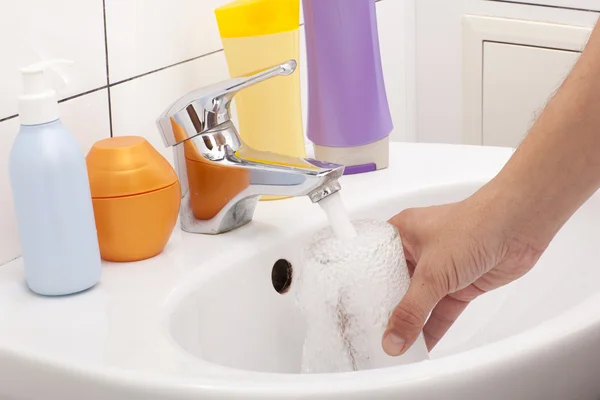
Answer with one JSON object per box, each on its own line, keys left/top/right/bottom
{"left": 18, "top": 59, "right": 74, "bottom": 126}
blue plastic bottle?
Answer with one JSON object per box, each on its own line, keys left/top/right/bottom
{"left": 8, "top": 60, "right": 102, "bottom": 296}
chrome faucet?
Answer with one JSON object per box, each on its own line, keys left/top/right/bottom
{"left": 156, "top": 60, "right": 344, "bottom": 234}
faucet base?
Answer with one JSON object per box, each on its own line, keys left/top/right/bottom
{"left": 179, "top": 194, "right": 259, "bottom": 235}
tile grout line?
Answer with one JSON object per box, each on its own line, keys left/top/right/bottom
{"left": 106, "top": 0, "right": 385, "bottom": 87}
{"left": 0, "top": 48, "right": 221, "bottom": 124}
{"left": 0, "top": 0, "right": 387, "bottom": 124}
{"left": 0, "top": 114, "right": 17, "bottom": 123}
{"left": 0, "top": 85, "right": 110, "bottom": 124}
{"left": 58, "top": 85, "right": 109, "bottom": 103}
{"left": 108, "top": 49, "right": 223, "bottom": 87}
{"left": 102, "top": 0, "right": 114, "bottom": 137}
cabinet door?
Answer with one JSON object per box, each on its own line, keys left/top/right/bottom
{"left": 462, "top": 15, "right": 590, "bottom": 146}
{"left": 482, "top": 42, "right": 579, "bottom": 148}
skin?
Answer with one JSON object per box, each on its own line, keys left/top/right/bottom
{"left": 382, "top": 18, "right": 600, "bottom": 357}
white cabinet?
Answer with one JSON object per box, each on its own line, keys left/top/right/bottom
{"left": 414, "top": 0, "right": 598, "bottom": 146}
{"left": 462, "top": 15, "right": 590, "bottom": 147}
{"left": 481, "top": 42, "right": 579, "bottom": 147}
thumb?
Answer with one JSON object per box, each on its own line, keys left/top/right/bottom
{"left": 382, "top": 267, "right": 444, "bottom": 356}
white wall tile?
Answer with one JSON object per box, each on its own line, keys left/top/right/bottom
{"left": 0, "top": 0, "right": 107, "bottom": 120}
{"left": 0, "top": 90, "right": 111, "bottom": 265}
{"left": 61, "top": 90, "right": 112, "bottom": 155}
{"left": 105, "top": 0, "right": 232, "bottom": 83}
{"left": 377, "top": 0, "right": 408, "bottom": 142}
{"left": 0, "top": 117, "right": 21, "bottom": 265}
{"left": 110, "top": 52, "right": 230, "bottom": 164}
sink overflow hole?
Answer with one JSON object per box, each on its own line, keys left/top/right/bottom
{"left": 272, "top": 259, "right": 293, "bottom": 294}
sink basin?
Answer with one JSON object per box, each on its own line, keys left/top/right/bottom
{"left": 1, "top": 143, "right": 599, "bottom": 399}
{"left": 167, "top": 181, "right": 600, "bottom": 397}
{"left": 167, "top": 183, "right": 477, "bottom": 374}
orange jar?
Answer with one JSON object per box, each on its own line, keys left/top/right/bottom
{"left": 86, "top": 136, "right": 180, "bottom": 262}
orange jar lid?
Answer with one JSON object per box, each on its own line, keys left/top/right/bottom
{"left": 86, "top": 136, "right": 178, "bottom": 199}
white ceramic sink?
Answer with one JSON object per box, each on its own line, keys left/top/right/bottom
{"left": 1, "top": 143, "right": 600, "bottom": 399}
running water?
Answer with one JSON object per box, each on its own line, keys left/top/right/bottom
{"left": 317, "top": 192, "right": 357, "bottom": 240}
{"left": 294, "top": 193, "right": 429, "bottom": 373}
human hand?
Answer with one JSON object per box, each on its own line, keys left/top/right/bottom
{"left": 381, "top": 188, "right": 547, "bottom": 356}
{"left": 378, "top": 18, "right": 600, "bottom": 358}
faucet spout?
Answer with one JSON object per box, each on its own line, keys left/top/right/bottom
{"left": 168, "top": 121, "right": 344, "bottom": 234}
{"left": 155, "top": 60, "right": 346, "bottom": 234}
{"left": 225, "top": 142, "right": 344, "bottom": 202}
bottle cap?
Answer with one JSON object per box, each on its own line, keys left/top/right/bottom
{"left": 18, "top": 59, "right": 74, "bottom": 125}
{"left": 215, "top": 0, "right": 300, "bottom": 38}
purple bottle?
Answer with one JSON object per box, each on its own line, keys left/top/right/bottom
{"left": 303, "top": 0, "right": 392, "bottom": 175}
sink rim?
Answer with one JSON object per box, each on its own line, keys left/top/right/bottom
{"left": 3, "top": 142, "right": 596, "bottom": 398}
{"left": 1, "top": 278, "right": 598, "bottom": 395}
{"left": 160, "top": 180, "right": 600, "bottom": 388}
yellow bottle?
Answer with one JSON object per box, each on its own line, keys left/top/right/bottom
{"left": 215, "top": 0, "right": 305, "bottom": 201}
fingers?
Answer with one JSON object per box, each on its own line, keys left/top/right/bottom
{"left": 382, "top": 269, "right": 445, "bottom": 356}
{"left": 388, "top": 209, "right": 422, "bottom": 263}
{"left": 422, "top": 296, "right": 470, "bottom": 351}
{"left": 407, "top": 260, "right": 415, "bottom": 278}
{"left": 423, "top": 284, "right": 486, "bottom": 350}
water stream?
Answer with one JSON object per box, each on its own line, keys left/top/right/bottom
{"left": 317, "top": 192, "right": 357, "bottom": 240}
{"left": 295, "top": 192, "right": 429, "bottom": 373}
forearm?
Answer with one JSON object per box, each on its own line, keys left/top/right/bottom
{"left": 484, "top": 19, "right": 600, "bottom": 245}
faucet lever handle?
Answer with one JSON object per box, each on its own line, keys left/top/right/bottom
{"left": 157, "top": 60, "right": 297, "bottom": 148}
{"left": 215, "top": 60, "right": 296, "bottom": 109}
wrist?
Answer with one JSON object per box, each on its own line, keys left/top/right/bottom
{"left": 473, "top": 174, "right": 560, "bottom": 252}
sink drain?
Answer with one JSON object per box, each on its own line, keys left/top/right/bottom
{"left": 272, "top": 259, "right": 293, "bottom": 294}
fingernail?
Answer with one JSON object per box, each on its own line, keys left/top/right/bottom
{"left": 383, "top": 332, "right": 406, "bottom": 356}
